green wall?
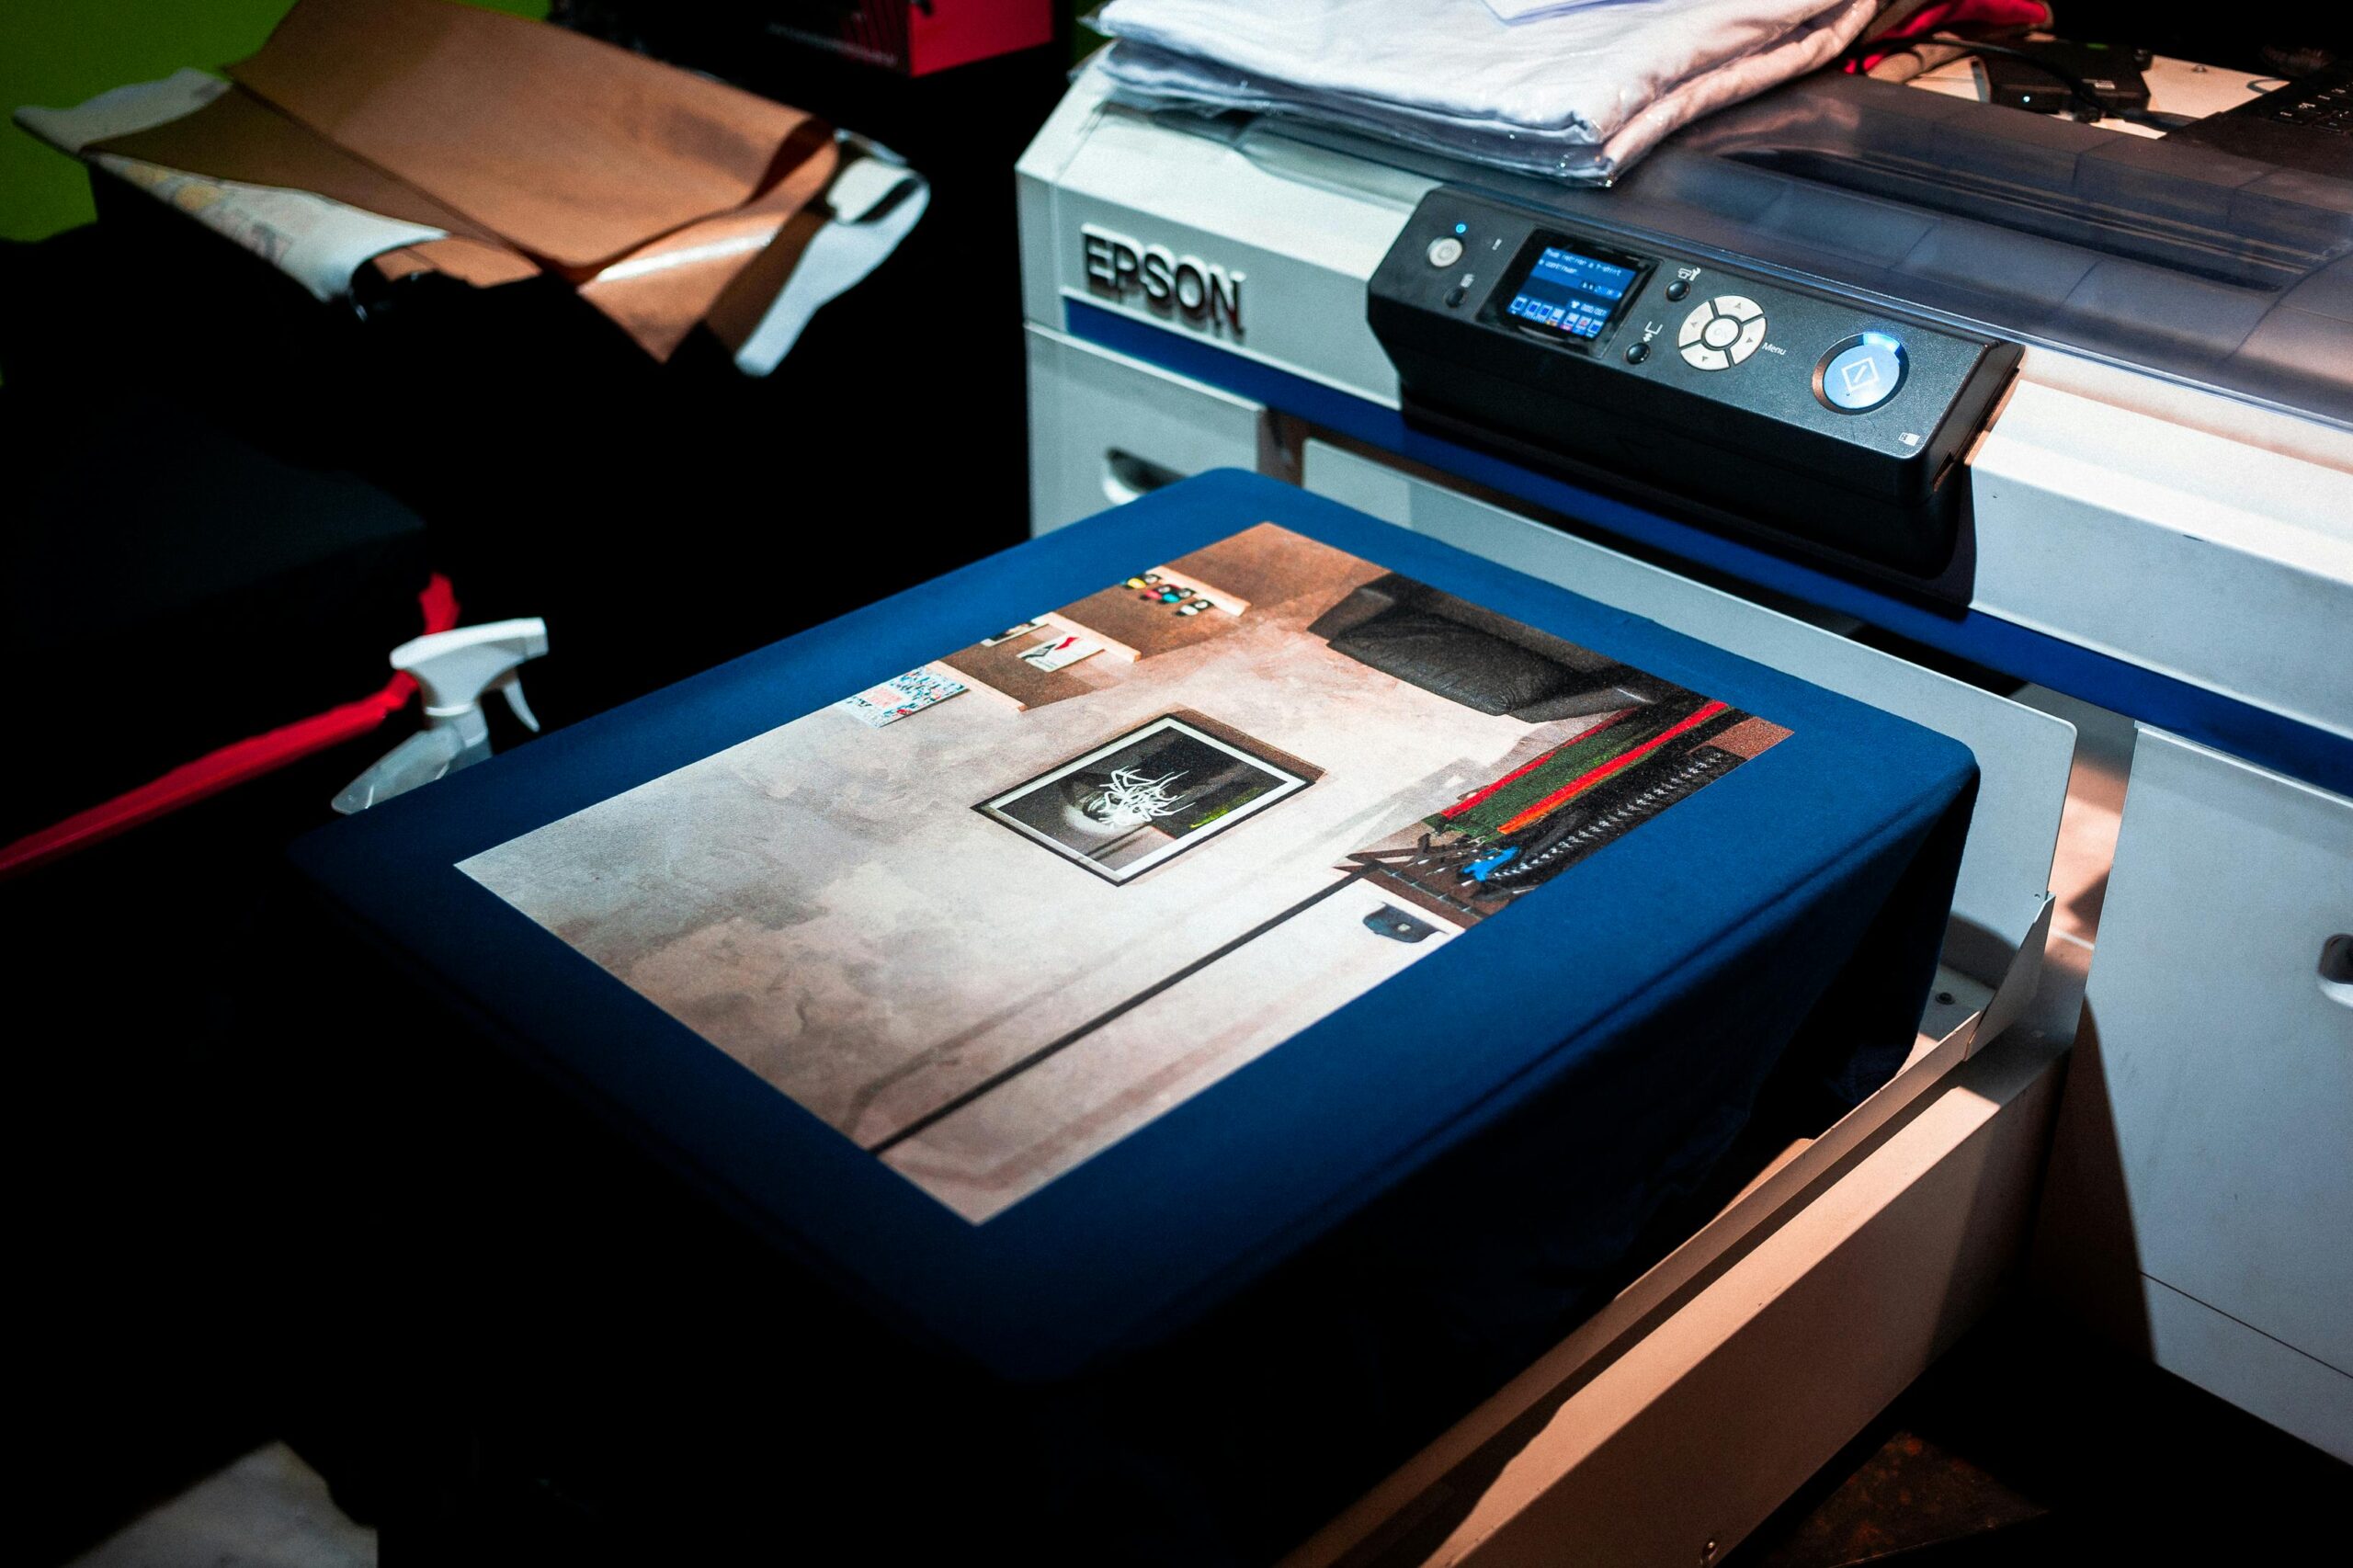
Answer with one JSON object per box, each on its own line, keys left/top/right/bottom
{"left": 1, "top": 0, "right": 548, "bottom": 244}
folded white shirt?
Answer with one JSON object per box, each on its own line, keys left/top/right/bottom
{"left": 1480, "top": 0, "right": 1615, "bottom": 21}
{"left": 1097, "top": 0, "right": 1882, "bottom": 183}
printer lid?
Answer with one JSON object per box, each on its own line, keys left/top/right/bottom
{"left": 1270, "top": 73, "right": 2353, "bottom": 429}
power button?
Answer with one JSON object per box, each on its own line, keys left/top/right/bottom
{"left": 1427, "top": 235, "right": 1465, "bottom": 268}
{"left": 1814, "top": 333, "right": 1907, "bottom": 412}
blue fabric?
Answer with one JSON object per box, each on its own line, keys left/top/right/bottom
{"left": 290, "top": 472, "right": 1977, "bottom": 1556}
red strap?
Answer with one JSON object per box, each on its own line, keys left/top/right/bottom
{"left": 0, "top": 574, "right": 461, "bottom": 881}
{"left": 1440, "top": 708, "right": 1635, "bottom": 823}
{"left": 1847, "top": 0, "right": 2054, "bottom": 73}
{"left": 1496, "top": 701, "right": 1730, "bottom": 836}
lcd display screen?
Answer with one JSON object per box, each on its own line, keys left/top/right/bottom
{"left": 1500, "top": 239, "right": 1647, "bottom": 345}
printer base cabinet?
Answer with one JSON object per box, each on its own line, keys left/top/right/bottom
{"left": 2040, "top": 729, "right": 2353, "bottom": 1461}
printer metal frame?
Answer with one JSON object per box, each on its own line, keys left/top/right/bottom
{"left": 1014, "top": 61, "right": 2353, "bottom": 1561}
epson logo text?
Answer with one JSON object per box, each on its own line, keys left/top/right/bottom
{"left": 1080, "top": 224, "right": 1244, "bottom": 337}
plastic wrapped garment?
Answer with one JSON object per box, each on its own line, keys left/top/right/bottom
{"left": 1095, "top": 0, "right": 1883, "bottom": 183}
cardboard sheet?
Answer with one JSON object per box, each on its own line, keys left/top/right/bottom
{"left": 97, "top": 84, "right": 500, "bottom": 245}
{"left": 575, "top": 129, "right": 839, "bottom": 360}
{"left": 71, "top": 0, "right": 857, "bottom": 360}
{"left": 222, "top": 0, "right": 824, "bottom": 271}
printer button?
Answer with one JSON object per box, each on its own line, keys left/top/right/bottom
{"left": 1713, "top": 294, "right": 1763, "bottom": 323}
{"left": 1681, "top": 342, "right": 1732, "bottom": 371}
{"left": 1702, "top": 316, "right": 1741, "bottom": 350}
{"left": 1677, "top": 303, "right": 1713, "bottom": 346}
{"left": 1730, "top": 317, "right": 1768, "bottom": 362}
{"left": 1816, "top": 333, "right": 1908, "bottom": 411}
{"left": 1427, "top": 235, "right": 1465, "bottom": 268}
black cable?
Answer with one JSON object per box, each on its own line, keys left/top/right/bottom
{"left": 1918, "top": 35, "right": 2115, "bottom": 121}
{"left": 1838, "top": 30, "right": 2121, "bottom": 121}
{"left": 1844, "top": 32, "right": 2205, "bottom": 132}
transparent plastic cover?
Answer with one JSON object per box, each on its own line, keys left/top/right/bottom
{"left": 1279, "top": 74, "right": 2353, "bottom": 428}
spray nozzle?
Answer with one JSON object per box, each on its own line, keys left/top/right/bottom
{"left": 392, "top": 618, "right": 549, "bottom": 719}
{"left": 333, "top": 617, "right": 550, "bottom": 814}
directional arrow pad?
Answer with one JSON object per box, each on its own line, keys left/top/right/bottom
{"left": 1679, "top": 295, "right": 1768, "bottom": 369}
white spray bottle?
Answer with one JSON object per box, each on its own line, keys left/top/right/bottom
{"left": 332, "top": 618, "right": 549, "bottom": 814}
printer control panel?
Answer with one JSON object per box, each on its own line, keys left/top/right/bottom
{"left": 1368, "top": 189, "right": 2020, "bottom": 585}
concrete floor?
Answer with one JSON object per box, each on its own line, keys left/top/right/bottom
{"left": 71, "top": 1300, "right": 2345, "bottom": 1567}
{"left": 1731, "top": 1296, "right": 2350, "bottom": 1565}
{"left": 67, "top": 1444, "right": 373, "bottom": 1568}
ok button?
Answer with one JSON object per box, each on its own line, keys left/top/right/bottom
{"left": 1701, "top": 316, "right": 1741, "bottom": 350}
{"left": 1816, "top": 332, "right": 1907, "bottom": 412}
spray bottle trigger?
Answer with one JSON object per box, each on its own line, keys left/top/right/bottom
{"left": 334, "top": 614, "right": 549, "bottom": 812}
{"left": 495, "top": 672, "right": 540, "bottom": 733}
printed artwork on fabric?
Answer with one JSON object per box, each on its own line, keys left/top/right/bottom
{"left": 978, "top": 715, "right": 1313, "bottom": 883}
{"left": 460, "top": 525, "right": 1788, "bottom": 1221}
{"left": 835, "top": 665, "right": 967, "bottom": 727}
{"left": 1016, "top": 632, "right": 1103, "bottom": 673}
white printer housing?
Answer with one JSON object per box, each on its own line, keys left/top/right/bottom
{"left": 1015, "top": 58, "right": 2353, "bottom": 1562}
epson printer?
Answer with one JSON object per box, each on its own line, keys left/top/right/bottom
{"left": 1017, "top": 53, "right": 2353, "bottom": 1563}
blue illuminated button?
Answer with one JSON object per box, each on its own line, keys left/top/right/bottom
{"left": 1817, "top": 333, "right": 1907, "bottom": 412}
